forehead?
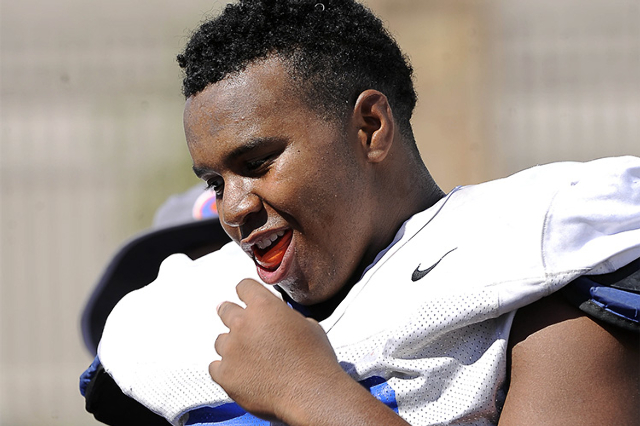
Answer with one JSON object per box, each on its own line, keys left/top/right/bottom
{"left": 183, "top": 58, "right": 304, "bottom": 143}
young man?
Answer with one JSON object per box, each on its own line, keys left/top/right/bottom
{"left": 87, "top": 1, "right": 640, "bottom": 425}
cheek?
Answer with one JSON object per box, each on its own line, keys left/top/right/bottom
{"left": 265, "top": 138, "right": 364, "bottom": 233}
{"left": 263, "top": 154, "right": 317, "bottom": 208}
{"left": 305, "top": 170, "right": 364, "bottom": 239}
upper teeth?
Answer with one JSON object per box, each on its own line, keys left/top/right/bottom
{"left": 255, "top": 231, "right": 285, "bottom": 250}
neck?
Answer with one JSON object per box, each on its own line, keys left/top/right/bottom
{"left": 287, "top": 160, "right": 444, "bottom": 322}
{"left": 381, "top": 153, "right": 445, "bottom": 241}
{"left": 277, "top": 277, "right": 358, "bottom": 321}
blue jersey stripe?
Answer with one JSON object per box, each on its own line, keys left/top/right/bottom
{"left": 185, "top": 402, "right": 269, "bottom": 425}
{"left": 185, "top": 376, "right": 398, "bottom": 424}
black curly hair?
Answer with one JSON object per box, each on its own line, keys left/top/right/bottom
{"left": 177, "top": 0, "right": 417, "bottom": 140}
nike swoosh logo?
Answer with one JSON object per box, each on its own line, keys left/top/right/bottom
{"left": 411, "top": 248, "right": 458, "bottom": 282}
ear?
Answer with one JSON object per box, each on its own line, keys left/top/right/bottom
{"left": 352, "top": 90, "right": 395, "bottom": 163}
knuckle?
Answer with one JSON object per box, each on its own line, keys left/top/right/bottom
{"left": 214, "top": 333, "right": 227, "bottom": 354}
{"left": 226, "top": 312, "right": 246, "bottom": 329}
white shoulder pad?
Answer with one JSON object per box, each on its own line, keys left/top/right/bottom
{"left": 542, "top": 156, "right": 640, "bottom": 276}
{"left": 98, "top": 242, "right": 278, "bottom": 424}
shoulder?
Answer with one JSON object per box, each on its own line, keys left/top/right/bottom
{"left": 501, "top": 292, "right": 639, "bottom": 426}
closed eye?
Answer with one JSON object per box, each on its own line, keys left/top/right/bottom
{"left": 205, "top": 177, "right": 224, "bottom": 196}
{"left": 245, "top": 156, "right": 270, "bottom": 172}
{"left": 243, "top": 152, "right": 280, "bottom": 175}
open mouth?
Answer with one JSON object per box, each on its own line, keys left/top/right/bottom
{"left": 252, "top": 230, "right": 293, "bottom": 271}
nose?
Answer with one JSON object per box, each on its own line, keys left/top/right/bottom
{"left": 220, "top": 178, "right": 262, "bottom": 229}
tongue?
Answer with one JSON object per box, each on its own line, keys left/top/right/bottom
{"left": 253, "top": 230, "right": 292, "bottom": 271}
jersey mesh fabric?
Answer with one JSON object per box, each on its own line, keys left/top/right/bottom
{"left": 333, "top": 289, "right": 507, "bottom": 425}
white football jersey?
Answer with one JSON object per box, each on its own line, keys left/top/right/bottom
{"left": 99, "top": 156, "right": 640, "bottom": 425}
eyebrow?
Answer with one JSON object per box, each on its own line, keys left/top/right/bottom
{"left": 192, "top": 136, "right": 285, "bottom": 179}
{"left": 226, "top": 137, "right": 272, "bottom": 159}
{"left": 192, "top": 165, "right": 214, "bottom": 179}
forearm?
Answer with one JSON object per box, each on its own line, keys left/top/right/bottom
{"left": 277, "top": 369, "right": 410, "bottom": 426}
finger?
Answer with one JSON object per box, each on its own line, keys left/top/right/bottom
{"left": 214, "top": 332, "right": 229, "bottom": 356}
{"left": 216, "top": 301, "right": 244, "bottom": 328}
{"left": 209, "top": 359, "right": 222, "bottom": 383}
{"left": 236, "top": 278, "right": 275, "bottom": 304}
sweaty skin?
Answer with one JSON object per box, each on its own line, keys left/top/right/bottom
{"left": 184, "top": 57, "right": 432, "bottom": 311}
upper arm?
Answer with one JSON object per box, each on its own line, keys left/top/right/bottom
{"left": 499, "top": 292, "right": 639, "bottom": 426}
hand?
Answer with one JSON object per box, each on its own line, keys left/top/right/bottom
{"left": 210, "top": 279, "right": 345, "bottom": 423}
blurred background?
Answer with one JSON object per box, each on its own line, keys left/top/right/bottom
{"left": 1, "top": 0, "right": 638, "bottom": 424}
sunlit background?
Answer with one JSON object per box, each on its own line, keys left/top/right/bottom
{"left": 1, "top": 0, "right": 638, "bottom": 424}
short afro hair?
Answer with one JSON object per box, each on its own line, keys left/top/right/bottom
{"left": 177, "top": 0, "right": 417, "bottom": 138}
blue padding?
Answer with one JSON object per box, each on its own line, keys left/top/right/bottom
{"left": 590, "top": 285, "right": 640, "bottom": 324}
{"left": 79, "top": 355, "right": 102, "bottom": 397}
{"left": 185, "top": 403, "right": 269, "bottom": 425}
{"left": 361, "top": 376, "right": 399, "bottom": 413}
{"left": 567, "top": 277, "right": 640, "bottom": 325}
